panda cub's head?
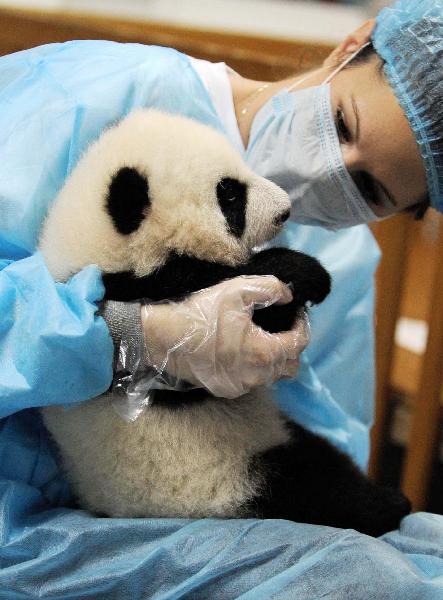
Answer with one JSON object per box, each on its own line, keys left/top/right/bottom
{"left": 39, "top": 109, "right": 291, "bottom": 284}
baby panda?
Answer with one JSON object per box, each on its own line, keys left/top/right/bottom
{"left": 39, "top": 109, "right": 410, "bottom": 536}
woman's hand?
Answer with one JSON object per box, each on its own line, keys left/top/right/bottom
{"left": 141, "top": 275, "right": 309, "bottom": 399}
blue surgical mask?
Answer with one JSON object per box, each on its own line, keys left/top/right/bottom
{"left": 245, "top": 47, "right": 382, "bottom": 230}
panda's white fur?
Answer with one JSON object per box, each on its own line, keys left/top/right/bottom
{"left": 40, "top": 109, "right": 292, "bottom": 518}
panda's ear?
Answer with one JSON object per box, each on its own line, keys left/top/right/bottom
{"left": 106, "top": 167, "right": 151, "bottom": 235}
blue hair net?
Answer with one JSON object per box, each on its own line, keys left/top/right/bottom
{"left": 372, "top": 0, "right": 443, "bottom": 213}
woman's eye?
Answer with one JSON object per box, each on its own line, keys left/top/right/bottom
{"left": 336, "top": 109, "right": 351, "bottom": 143}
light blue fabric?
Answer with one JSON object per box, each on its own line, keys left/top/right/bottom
{"left": 1, "top": 455, "right": 443, "bottom": 600}
{"left": 1, "top": 41, "right": 442, "bottom": 598}
{"left": 372, "top": 0, "right": 443, "bottom": 213}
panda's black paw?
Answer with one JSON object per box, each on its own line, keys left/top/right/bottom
{"left": 356, "top": 485, "right": 411, "bottom": 537}
{"left": 240, "top": 247, "right": 332, "bottom": 334}
{"left": 245, "top": 247, "right": 331, "bottom": 307}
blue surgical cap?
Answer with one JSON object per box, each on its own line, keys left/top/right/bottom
{"left": 372, "top": 0, "right": 443, "bottom": 213}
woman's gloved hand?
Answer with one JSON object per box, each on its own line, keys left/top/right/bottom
{"left": 141, "top": 275, "right": 310, "bottom": 399}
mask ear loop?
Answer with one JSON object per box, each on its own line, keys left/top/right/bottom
{"left": 322, "top": 42, "right": 371, "bottom": 85}
{"left": 287, "top": 42, "right": 371, "bottom": 93}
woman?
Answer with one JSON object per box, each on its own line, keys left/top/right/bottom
{"left": 1, "top": 0, "right": 442, "bottom": 597}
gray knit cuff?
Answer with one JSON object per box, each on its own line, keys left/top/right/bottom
{"left": 98, "top": 300, "right": 144, "bottom": 372}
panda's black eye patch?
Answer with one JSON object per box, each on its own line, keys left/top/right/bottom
{"left": 107, "top": 167, "right": 151, "bottom": 235}
{"left": 216, "top": 178, "right": 247, "bottom": 238}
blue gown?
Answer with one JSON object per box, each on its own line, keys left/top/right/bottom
{"left": 0, "top": 41, "right": 442, "bottom": 599}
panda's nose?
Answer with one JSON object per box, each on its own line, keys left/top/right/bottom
{"left": 274, "top": 209, "right": 290, "bottom": 226}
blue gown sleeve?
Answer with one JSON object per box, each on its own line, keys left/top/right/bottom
{"left": 0, "top": 41, "right": 222, "bottom": 418}
{"left": 0, "top": 253, "right": 114, "bottom": 419}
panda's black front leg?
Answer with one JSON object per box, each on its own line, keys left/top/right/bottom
{"left": 248, "top": 421, "right": 411, "bottom": 537}
{"left": 102, "top": 248, "right": 331, "bottom": 334}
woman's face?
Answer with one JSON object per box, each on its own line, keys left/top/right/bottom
{"left": 330, "top": 57, "right": 428, "bottom": 218}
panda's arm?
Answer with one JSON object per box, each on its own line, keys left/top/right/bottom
{"left": 101, "top": 248, "right": 331, "bottom": 336}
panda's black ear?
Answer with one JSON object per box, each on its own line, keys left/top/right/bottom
{"left": 106, "top": 167, "right": 151, "bottom": 235}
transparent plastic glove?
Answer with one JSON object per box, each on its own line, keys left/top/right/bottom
{"left": 140, "top": 275, "right": 310, "bottom": 400}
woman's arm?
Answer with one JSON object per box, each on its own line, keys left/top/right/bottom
{"left": 0, "top": 253, "right": 114, "bottom": 419}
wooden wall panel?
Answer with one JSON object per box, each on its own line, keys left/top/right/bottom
{"left": 0, "top": 7, "right": 332, "bottom": 80}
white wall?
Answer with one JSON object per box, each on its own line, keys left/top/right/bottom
{"left": 0, "top": 0, "right": 370, "bottom": 44}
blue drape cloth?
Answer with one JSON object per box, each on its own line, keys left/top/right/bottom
{"left": 0, "top": 41, "right": 442, "bottom": 599}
